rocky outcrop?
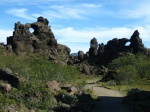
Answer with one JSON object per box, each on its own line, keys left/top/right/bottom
{"left": 89, "top": 38, "right": 98, "bottom": 58}
{"left": 101, "top": 70, "right": 117, "bottom": 82}
{"left": 98, "top": 30, "right": 145, "bottom": 65}
{"left": 130, "top": 30, "right": 144, "bottom": 53}
{"left": 78, "top": 62, "right": 94, "bottom": 75}
{"left": 88, "top": 30, "right": 144, "bottom": 65}
{"left": 78, "top": 51, "right": 85, "bottom": 62}
{"left": 0, "top": 68, "right": 20, "bottom": 87}
{"left": 2, "top": 17, "right": 148, "bottom": 75}
{"left": 99, "top": 38, "right": 130, "bottom": 65}
{"left": 70, "top": 30, "right": 146, "bottom": 75}
{"left": 7, "top": 16, "right": 70, "bottom": 64}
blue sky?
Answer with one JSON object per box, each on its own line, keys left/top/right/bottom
{"left": 0, "top": 0, "right": 150, "bottom": 53}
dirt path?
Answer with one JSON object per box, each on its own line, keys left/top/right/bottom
{"left": 86, "top": 80, "right": 133, "bottom": 112}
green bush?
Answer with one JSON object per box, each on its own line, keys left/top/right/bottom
{"left": 109, "top": 53, "right": 150, "bottom": 84}
{"left": 135, "top": 62, "right": 150, "bottom": 79}
{"left": 109, "top": 54, "right": 136, "bottom": 70}
{"left": 116, "top": 65, "right": 139, "bottom": 85}
{"left": 6, "top": 82, "right": 56, "bottom": 110}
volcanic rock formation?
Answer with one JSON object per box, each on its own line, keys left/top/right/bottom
{"left": 69, "top": 30, "right": 147, "bottom": 75}
{"left": 7, "top": 17, "right": 70, "bottom": 64}
{"left": 3, "top": 17, "right": 149, "bottom": 75}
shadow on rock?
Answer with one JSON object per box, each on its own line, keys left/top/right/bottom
{"left": 0, "top": 69, "right": 19, "bottom": 87}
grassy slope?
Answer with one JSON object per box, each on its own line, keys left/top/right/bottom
{"left": 0, "top": 47, "right": 88, "bottom": 111}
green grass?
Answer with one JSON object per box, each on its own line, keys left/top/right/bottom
{"left": 0, "top": 54, "right": 81, "bottom": 83}
{"left": 105, "top": 79, "right": 150, "bottom": 96}
{"left": 0, "top": 47, "right": 87, "bottom": 111}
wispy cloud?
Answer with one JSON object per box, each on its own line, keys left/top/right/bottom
{"left": 5, "top": 3, "right": 102, "bottom": 21}
{"left": 0, "top": 0, "right": 71, "bottom": 5}
{"left": 121, "top": 3, "right": 150, "bottom": 19}
{"left": 6, "top": 8, "right": 35, "bottom": 20}
{"left": 108, "top": 0, "right": 150, "bottom": 23}
{"left": 33, "top": 3, "right": 102, "bottom": 20}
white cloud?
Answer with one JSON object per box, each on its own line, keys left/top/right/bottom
{"left": 0, "top": 30, "right": 13, "bottom": 44}
{"left": 33, "top": 3, "right": 102, "bottom": 20}
{"left": 6, "top": 8, "right": 35, "bottom": 20}
{"left": 60, "top": 42, "right": 90, "bottom": 53}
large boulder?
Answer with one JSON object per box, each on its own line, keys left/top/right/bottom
{"left": 0, "top": 68, "right": 20, "bottom": 87}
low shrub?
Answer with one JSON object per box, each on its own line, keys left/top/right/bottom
{"left": 116, "top": 65, "right": 139, "bottom": 85}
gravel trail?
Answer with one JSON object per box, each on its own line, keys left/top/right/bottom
{"left": 86, "top": 80, "right": 133, "bottom": 112}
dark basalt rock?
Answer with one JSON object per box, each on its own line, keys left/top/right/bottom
{"left": 87, "top": 30, "right": 145, "bottom": 66}
{"left": 89, "top": 38, "right": 98, "bottom": 58}
{"left": 0, "top": 69, "right": 19, "bottom": 87}
{"left": 3, "top": 17, "right": 147, "bottom": 75}
{"left": 7, "top": 16, "right": 70, "bottom": 64}
{"left": 130, "top": 30, "right": 144, "bottom": 53}
{"left": 101, "top": 70, "right": 117, "bottom": 82}
{"left": 70, "top": 30, "right": 146, "bottom": 75}
{"left": 78, "top": 51, "right": 85, "bottom": 62}
{"left": 100, "top": 38, "right": 130, "bottom": 65}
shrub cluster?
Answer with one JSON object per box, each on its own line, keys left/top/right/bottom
{"left": 109, "top": 53, "right": 150, "bottom": 84}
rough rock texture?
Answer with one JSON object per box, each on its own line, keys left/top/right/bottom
{"left": 100, "top": 37, "right": 130, "bottom": 65}
{"left": 98, "top": 30, "right": 145, "bottom": 65}
{"left": 101, "top": 70, "right": 117, "bottom": 82}
{"left": 7, "top": 17, "right": 70, "bottom": 64}
{"left": 0, "top": 83, "right": 12, "bottom": 92}
{"left": 46, "top": 80, "right": 61, "bottom": 91}
{"left": 130, "top": 30, "right": 144, "bottom": 53}
{"left": 89, "top": 38, "right": 98, "bottom": 58}
{"left": 69, "top": 30, "right": 146, "bottom": 75}
{"left": 0, "top": 68, "right": 20, "bottom": 87}
{"left": 78, "top": 51, "right": 85, "bottom": 62}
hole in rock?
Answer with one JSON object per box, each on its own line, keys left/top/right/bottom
{"left": 29, "top": 28, "right": 34, "bottom": 33}
{"left": 125, "top": 42, "right": 130, "bottom": 46}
